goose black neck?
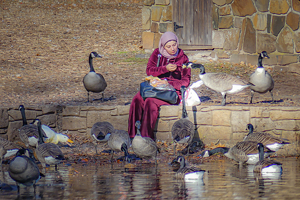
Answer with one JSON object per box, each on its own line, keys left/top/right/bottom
{"left": 247, "top": 124, "right": 254, "bottom": 136}
{"left": 37, "top": 122, "right": 44, "bottom": 144}
{"left": 89, "top": 55, "right": 95, "bottom": 72}
{"left": 181, "top": 87, "right": 187, "bottom": 118}
{"left": 20, "top": 107, "right": 28, "bottom": 126}
{"left": 136, "top": 129, "right": 141, "bottom": 136}
{"left": 258, "top": 54, "right": 264, "bottom": 67}
{"left": 258, "top": 143, "right": 264, "bottom": 162}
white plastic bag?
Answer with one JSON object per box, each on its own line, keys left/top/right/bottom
{"left": 184, "top": 80, "right": 203, "bottom": 106}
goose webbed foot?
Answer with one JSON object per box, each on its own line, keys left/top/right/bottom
{"left": 93, "top": 95, "right": 116, "bottom": 102}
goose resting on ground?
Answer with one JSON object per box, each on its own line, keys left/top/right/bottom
{"left": 249, "top": 51, "right": 274, "bottom": 104}
{"left": 183, "top": 62, "right": 252, "bottom": 106}
{"left": 83, "top": 51, "right": 107, "bottom": 102}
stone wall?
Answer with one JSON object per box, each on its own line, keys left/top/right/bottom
{"left": 1, "top": 105, "right": 299, "bottom": 156}
{"left": 142, "top": 0, "right": 300, "bottom": 68}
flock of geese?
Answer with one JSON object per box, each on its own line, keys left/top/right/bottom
{"left": 0, "top": 50, "right": 280, "bottom": 193}
{"left": 82, "top": 50, "right": 273, "bottom": 106}
{"left": 183, "top": 51, "right": 274, "bottom": 105}
{"left": 1, "top": 105, "right": 73, "bottom": 194}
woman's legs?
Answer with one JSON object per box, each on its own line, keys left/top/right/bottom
{"left": 128, "top": 92, "right": 144, "bottom": 138}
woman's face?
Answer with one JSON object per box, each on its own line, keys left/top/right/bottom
{"left": 164, "top": 40, "right": 178, "bottom": 55}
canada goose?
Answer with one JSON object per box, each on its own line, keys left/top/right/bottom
{"left": 132, "top": 121, "right": 159, "bottom": 161}
{"left": 8, "top": 148, "right": 45, "bottom": 194}
{"left": 171, "top": 86, "right": 194, "bottom": 155}
{"left": 253, "top": 143, "right": 282, "bottom": 174}
{"left": 224, "top": 141, "right": 275, "bottom": 167}
{"left": 0, "top": 137, "right": 21, "bottom": 167}
{"left": 18, "top": 105, "right": 47, "bottom": 148}
{"left": 249, "top": 51, "right": 274, "bottom": 104}
{"left": 41, "top": 125, "right": 73, "bottom": 145}
{"left": 35, "top": 119, "right": 65, "bottom": 171}
{"left": 183, "top": 62, "right": 252, "bottom": 106}
{"left": 83, "top": 51, "right": 107, "bottom": 102}
{"left": 175, "top": 156, "right": 205, "bottom": 182}
{"left": 244, "top": 123, "right": 289, "bottom": 152}
{"left": 90, "top": 121, "right": 114, "bottom": 154}
{"left": 107, "top": 129, "right": 131, "bottom": 162}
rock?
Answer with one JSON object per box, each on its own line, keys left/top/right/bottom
{"left": 219, "top": 5, "right": 231, "bottom": 16}
{"left": 223, "top": 28, "right": 240, "bottom": 50}
{"left": 242, "top": 18, "right": 256, "bottom": 53}
{"left": 212, "top": 30, "right": 225, "bottom": 49}
{"left": 257, "top": 33, "right": 276, "bottom": 53}
{"left": 295, "top": 32, "right": 300, "bottom": 53}
{"left": 151, "top": 6, "right": 163, "bottom": 22}
{"left": 276, "top": 26, "right": 294, "bottom": 54}
{"left": 286, "top": 12, "right": 300, "bottom": 31}
{"left": 253, "top": 13, "right": 267, "bottom": 31}
{"left": 254, "top": 0, "right": 270, "bottom": 12}
{"left": 271, "top": 15, "right": 285, "bottom": 36}
{"left": 212, "top": 4, "right": 219, "bottom": 30}
{"left": 219, "top": 16, "right": 233, "bottom": 29}
{"left": 150, "top": 22, "right": 159, "bottom": 33}
{"left": 270, "top": 0, "right": 289, "bottom": 14}
{"left": 142, "top": 31, "right": 155, "bottom": 49}
{"left": 293, "top": 0, "right": 300, "bottom": 12}
{"left": 232, "top": 0, "right": 256, "bottom": 17}
{"left": 213, "top": 0, "right": 227, "bottom": 6}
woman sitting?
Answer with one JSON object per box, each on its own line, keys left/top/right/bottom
{"left": 128, "top": 31, "right": 191, "bottom": 140}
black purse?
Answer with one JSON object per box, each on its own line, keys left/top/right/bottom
{"left": 140, "top": 81, "right": 178, "bottom": 104}
{"left": 140, "top": 54, "right": 179, "bottom": 104}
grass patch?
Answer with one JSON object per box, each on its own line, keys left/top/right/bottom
{"left": 122, "top": 57, "right": 148, "bottom": 64}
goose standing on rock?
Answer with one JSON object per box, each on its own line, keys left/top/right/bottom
{"left": 90, "top": 121, "right": 114, "bottom": 154}
{"left": 253, "top": 143, "right": 282, "bottom": 176}
{"left": 8, "top": 148, "right": 45, "bottom": 194}
{"left": 171, "top": 86, "right": 194, "bottom": 155}
{"left": 18, "top": 105, "right": 47, "bottom": 148}
{"left": 183, "top": 62, "right": 252, "bottom": 106}
{"left": 244, "top": 123, "right": 289, "bottom": 152}
{"left": 249, "top": 51, "right": 274, "bottom": 104}
{"left": 132, "top": 121, "right": 159, "bottom": 162}
{"left": 34, "top": 119, "right": 65, "bottom": 171}
{"left": 83, "top": 51, "right": 107, "bottom": 102}
{"left": 107, "top": 129, "right": 131, "bottom": 162}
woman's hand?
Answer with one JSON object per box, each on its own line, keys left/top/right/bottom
{"left": 166, "top": 64, "right": 177, "bottom": 72}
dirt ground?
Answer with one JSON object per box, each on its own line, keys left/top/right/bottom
{"left": 1, "top": 0, "right": 300, "bottom": 109}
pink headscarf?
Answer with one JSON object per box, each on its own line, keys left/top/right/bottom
{"left": 159, "top": 32, "right": 179, "bottom": 59}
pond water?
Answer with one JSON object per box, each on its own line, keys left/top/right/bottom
{"left": 0, "top": 157, "right": 300, "bottom": 199}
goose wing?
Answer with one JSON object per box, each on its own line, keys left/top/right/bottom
{"left": 244, "top": 132, "right": 289, "bottom": 145}
{"left": 202, "top": 73, "right": 247, "bottom": 92}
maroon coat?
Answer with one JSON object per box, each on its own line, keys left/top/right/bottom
{"left": 128, "top": 48, "right": 191, "bottom": 140}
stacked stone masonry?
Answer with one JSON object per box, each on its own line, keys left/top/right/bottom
{"left": 142, "top": 0, "right": 300, "bottom": 67}
{"left": 0, "top": 105, "right": 299, "bottom": 156}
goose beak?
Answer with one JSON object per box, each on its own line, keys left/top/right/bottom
{"left": 67, "top": 139, "right": 74, "bottom": 144}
